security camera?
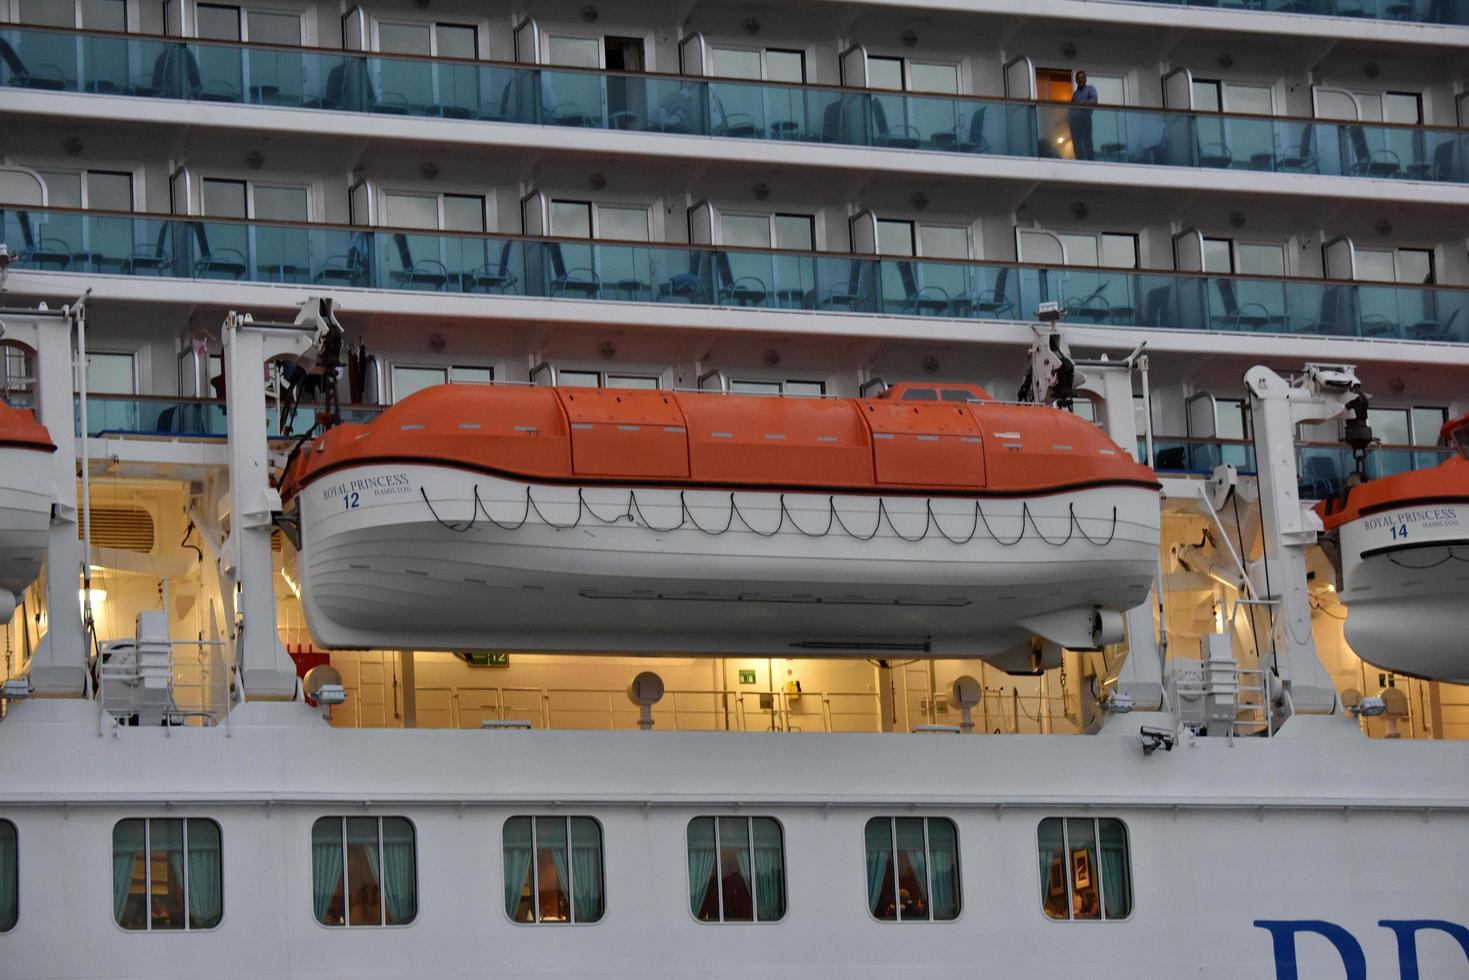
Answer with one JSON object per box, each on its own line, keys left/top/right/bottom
{"left": 1138, "top": 726, "right": 1175, "bottom": 756}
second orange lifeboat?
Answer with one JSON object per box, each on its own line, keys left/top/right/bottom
{"left": 0, "top": 402, "right": 56, "bottom": 622}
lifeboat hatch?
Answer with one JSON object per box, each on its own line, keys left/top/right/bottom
{"left": 861, "top": 402, "right": 986, "bottom": 487}
{"left": 556, "top": 388, "right": 689, "bottom": 480}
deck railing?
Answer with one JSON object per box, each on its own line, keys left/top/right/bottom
{"left": 5, "top": 206, "right": 1467, "bottom": 344}
{"left": 1102, "top": 0, "right": 1467, "bottom": 25}
{"left": 2, "top": 26, "right": 1467, "bottom": 184}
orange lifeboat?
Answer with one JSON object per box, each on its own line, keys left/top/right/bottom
{"left": 1316, "top": 413, "right": 1469, "bottom": 683}
{"left": 280, "top": 383, "right": 1160, "bottom": 666}
{"left": 0, "top": 402, "right": 56, "bottom": 622}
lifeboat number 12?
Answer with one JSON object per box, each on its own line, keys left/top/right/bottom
{"left": 343, "top": 492, "right": 360, "bottom": 510}
{"left": 1389, "top": 523, "right": 1408, "bottom": 540}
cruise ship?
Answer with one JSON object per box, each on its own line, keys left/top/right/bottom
{"left": 0, "top": 0, "right": 1467, "bottom": 976}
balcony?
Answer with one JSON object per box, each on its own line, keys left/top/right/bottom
{"left": 75, "top": 394, "right": 379, "bottom": 439}
{"left": 1101, "top": 0, "right": 1468, "bottom": 25}
{"left": 3, "top": 206, "right": 1466, "bottom": 344}
{"left": 2, "top": 27, "right": 1466, "bottom": 186}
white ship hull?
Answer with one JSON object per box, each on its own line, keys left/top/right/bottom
{"left": 0, "top": 445, "right": 53, "bottom": 603}
{"left": 295, "top": 463, "right": 1160, "bottom": 657}
{"left": 1337, "top": 503, "right": 1469, "bottom": 683}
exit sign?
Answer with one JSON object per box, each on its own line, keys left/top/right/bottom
{"left": 738, "top": 669, "right": 757, "bottom": 685}
{"left": 460, "top": 652, "right": 510, "bottom": 668}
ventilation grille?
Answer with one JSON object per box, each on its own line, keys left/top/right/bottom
{"left": 81, "top": 507, "right": 155, "bottom": 553}
{"left": 272, "top": 529, "right": 283, "bottom": 553}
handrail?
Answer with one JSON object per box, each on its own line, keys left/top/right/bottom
{"left": 5, "top": 202, "right": 1469, "bottom": 293}
{"left": 1, "top": 24, "right": 1464, "bottom": 130}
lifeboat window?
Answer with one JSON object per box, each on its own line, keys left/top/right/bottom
{"left": 688, "top": 817, "right": 786, "bottom": 923}
{"left": 310, "top": 816, "right": 417, "bottom": 927}
{"left": 940, "top": 390, "right": 980, "bottom": 403}
{"left": 504, "top": 816, "right": 604, "bottom": 925}
{"left": 112, "top": 818, "right": 222, "bottom": 931}
{"left": 864, "top": 817, "right": 960, "bottom": 922}
{"left": 1038, "top": 817, "right": 1131, "bottom": 922}
{"left": 899, "top": 388, "right": 938, "bottom": 401}
{"left": 0, "top": 820, "right": 14, "bottom": 932}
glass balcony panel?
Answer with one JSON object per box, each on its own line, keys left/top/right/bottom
{"left": 708, "top": 79, "right": 767, "bottom": 139}
{"left": 190, "top": 42, "right": 243, "bottom": 103}
{"left": 645, "top": 76, "right": 706, "bottom": 134}
{"left": 7, "top": 206, "right": 1469, "bottom": 348}
{"left": 540, "top": 68, "right": 605, "bottom": 128}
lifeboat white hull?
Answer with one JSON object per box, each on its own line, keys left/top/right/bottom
{"left": 1337, "top": 502, "right": 1469, "bottom": 683}
{"left": 295, "top": 463, "right": 1160, "bottom": 659}
{"left": 0, "top": 445, "right": 52, "bottom": 604}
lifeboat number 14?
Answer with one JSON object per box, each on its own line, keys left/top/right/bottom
{"left": 1389, "top": 523, "right": 1408, "bottom": 540}
{"left": 343, "top": 492, "right": 360, "bottom": 510}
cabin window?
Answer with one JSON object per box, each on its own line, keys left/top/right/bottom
{"left": 688, "top": 817, "right": 786, "bottom": 923}
{"left": 556, "top": 371, "right": 659, "bottom": 390}
{"left": 311, "top": 816, "right": 417, "bottom": 927}
{"left": 1038, "top": 817, "right": 1131, "bottom": 921}
{"left": 85, "top": 352, "right": 136, "bottom": 395}
{"left": 504, "top": 816, "right": 604, "bottom": 924}
{"left": 0, "top": 820, "right": 15, "bottom": 932}
{"left": 864, "top": 817, "right": 960, "bottom": 921}
{"left": 113, "top": 818, "right": 222, "bottom": 931}
{"left": 390, "top": 364, "right": 494, "bottom": 401}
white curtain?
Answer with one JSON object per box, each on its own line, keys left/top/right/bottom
{"left": 310, "top": 819, "right": 345, "bottom": 924}
{"left": 569, "top": 818, "right": 603, "bottom": 924}
{"left": 186, "top": 820, "right": 222, "bottom": 929}
{"left": 752, "top": 819, "right": 785, "bottom": 922}
{"left": 686, "top": 818, "right": 718, "bottom": 919}
{"left": 381, "top": 818, "right": 417, "bottom": 924}
{"left": 112, "top": 820, "right": 146, "bottom": 925}
{"left": 502, "top": 818, "right": 534, "bottom": 921}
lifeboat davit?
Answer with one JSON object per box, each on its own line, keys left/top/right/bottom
{"left": 280, "top": 383, "right": 1160, "bottom": 665}
{"left": 0, "top": 402, "right": 56, "bottom": 623}
{"left": 1316, "top": 413, "right": 1469, "bottom": 683}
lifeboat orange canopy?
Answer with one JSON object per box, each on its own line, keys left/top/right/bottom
{"left": 281, "top": 384, "right": 1156, "bottom": 500}
{"left": 0, "top": 402, "right": 55, "bottom": 453}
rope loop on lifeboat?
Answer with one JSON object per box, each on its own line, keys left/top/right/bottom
{"left": 418, "top": 483, "right": 1124, "bottom": 548}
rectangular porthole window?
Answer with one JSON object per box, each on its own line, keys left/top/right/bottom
{"left": 1038, "top": 817, "right": 1131, "bottom": 921}
{"left": 113, "top": 819, "right": 222, "bottom": 931}
{"left": 688, "top": 817, "right": 786, "bottom": 923}
{"left": 864, "top": 817, "right": 960, "bottom": 921}
{"left": 311, "top": 817, "right": 417, "bottom": 927}
{"left": 504, "top": 816, "right": 604, "bottom": 924}
{"left": 0, "top": 820, "right": 15, "bottom": 932}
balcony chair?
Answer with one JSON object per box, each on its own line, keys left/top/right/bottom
{"left": 462, "top": 240, "right": 520, "bottom": 294}
{"left": 1273, "top": 124, "right": 1319, "bottom": 174}
{"left": 894, "top": 263, "right": 949, "bottom": 316}
{"left": 190, "top": 223, "right": 247, "bottom": 280}
{"left": 656, "top": 251, "right": 710, "bottom": 303}
{"left": 12, "top": 212, "right": 72, "bottom": 271}
{"left": 806, "top": 259, "right": 869, "bottom": 310}
{"left": 871, "top": 99, "right": 921, "bottom": 149}
{"left": 1359, "top": 314, "right": 1400, "bottom": 338}
{"left": 712, "top": 252, "right": 768, "bottom": 306}
{"left": 1065, "top": 284, "right": 1113, "bottom": 324}
{"left": 1210, "top": 279, "right": 1273, "bottom": 331}
{"left": 1198, "top": 141, "right": 1234, "bottom": 169}
{"left": 1346, "top": 126, "right": 1401, "bottom": 178}
{"left": 0, "top": 36, "right": 67, "bottom": 90}
{"left": 120, "top": 223, "right": 174, "bottom": 276}
{"left": 966, "top": 267, "right": 1015, "bottom": 319}
{"left": 1142, "top": 284, "right": 1176, "bottom": 328}
{"left": 1300, "top": 285, "right": 1353, "bottom": 336}
{"left": 1405, "top": 306, "right": 1460, "bottom": 343}
{"left": 388, "top": 233, "right": 449, "bottom": 291}
{"left": 546, "top": 243, "right": 600, "bottom": 298}
{"left": 312, "top": 232, "right": 371, "bottom": 287}
{"left": 709, "top": 94, "right": 757, "bottom": 138}
{"left": 958, "top": 106, "right": 991, "bottom": 154}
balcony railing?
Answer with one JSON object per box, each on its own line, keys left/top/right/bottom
{"left": 4, "top": 206, "right": 1467, "bottom": 344}
{"left": 2, "top": 26, "right": 1467, "bottom": 185}
{"left": 1145, "top": 435, "right": 1455, "bottom": 496}
{"left": 1107, "top": 0, "right": 1468, "bottom": 26}
{"left": 76, "top": 393, "right": 379, "bottom": 438}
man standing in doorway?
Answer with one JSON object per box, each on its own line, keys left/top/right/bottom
{"left": 1069, "top": 71, "right": 1099, "bottom": 161}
